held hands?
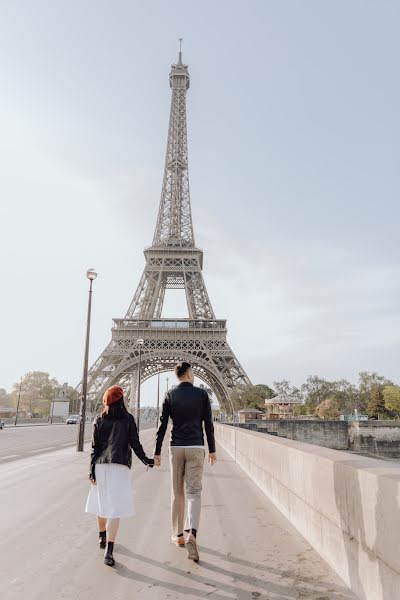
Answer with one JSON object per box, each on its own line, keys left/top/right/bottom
{"left": 153, "top": 453, "right": 215, "bottom": 466}
{"left": 208, "top": 452, "right": 217, "bottom": 466}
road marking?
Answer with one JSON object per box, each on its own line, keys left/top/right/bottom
{"left": 28, "top": 446, "right": 57, "bottom": 453}
{"left": 0, "top": 454, "right": 19, "bottom": 460}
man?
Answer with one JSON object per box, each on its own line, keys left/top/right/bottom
{"left": 154, "top": 361, "right": 217, "bottom": 562}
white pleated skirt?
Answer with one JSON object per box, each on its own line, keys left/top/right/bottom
{"left": 85, "top": 463, "right": 135, "bottom": 519}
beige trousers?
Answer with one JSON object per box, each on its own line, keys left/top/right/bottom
{"left": 169, "top": 447, "right": 205, "bottom": 535}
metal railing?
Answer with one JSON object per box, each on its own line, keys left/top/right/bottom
{"left": 112, "top": 318, "right": 227, "bottom": 330}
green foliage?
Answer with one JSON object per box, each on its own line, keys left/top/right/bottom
{"left": 231, "top": 384, "right": 274, "bottom": 411}
{"left": 358, "top": 371, "right": 393, "bottom": 413}
{"left": 367, "top": 386, "right": 387, "bottom": 420}
{"left": 253, "top": 384, "right": 275, "bottom": 399}
{"left": 383, "top": 386, "right": 400, "bottom": 415}
{"left": 316, "top": 398, "right": 340, "bottom": 419}
{"left": 273, "top": 380, "right": 300, "bottom": 397}
{"left": 300, "top": 376, "right": 335, "bottom": 412}
{"left": 0, "top": 387, "right": 12, "bottom": 407}
{"left": 231, "top": 373, "right": 399, "bottom": 419}
{"left": 292, "top": 404, "right": 308, "bottom": 416}
{"left": 328, "top": 379, "right": 359, "bottom": 414}
{"left": 9, "top": 372, "right": 78, "bottom": 416}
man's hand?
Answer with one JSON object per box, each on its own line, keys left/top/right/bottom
{"left": 154, "top": 455, "right": 161, "bottom": 467}
{"left": 208, "top": 453, "right": 217, "bottom": 466}
{"left": 90, "top": 479, "right": 97, "bottom": 486}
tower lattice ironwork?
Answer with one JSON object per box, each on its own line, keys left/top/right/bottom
{"left": 86, "top": 47, "right": 251, "bottom": 413}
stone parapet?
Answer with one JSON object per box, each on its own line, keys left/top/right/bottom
{"left": 349, "top": 420, "right": 400, "bottom": 458}
{"left": 215, "top": 423, "right": 400, "bottom": 600}
{"left": 234, "top": 419, "right": 349, "bottom": 450}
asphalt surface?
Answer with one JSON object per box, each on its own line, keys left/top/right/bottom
{"left": 0, "top": 427, "right": 356, "bottom": 600}
{"left": 0, "top": 421, "right": 155, "bottom": 463}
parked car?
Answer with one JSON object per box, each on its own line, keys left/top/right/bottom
{"left": 66, "top": 414, "right": 80, "bottom": 424}
{"left": 0, "top": 420, "right": 4, "bottom": 430}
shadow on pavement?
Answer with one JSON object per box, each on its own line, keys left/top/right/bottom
{"left": 115, "top": 544, "right": 340, "bottom": 599}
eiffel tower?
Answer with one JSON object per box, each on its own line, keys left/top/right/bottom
{"left": 87, "top": 46, "right": 251, "bottom": 414}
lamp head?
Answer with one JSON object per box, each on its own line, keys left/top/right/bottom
{"left": 86, "top": 268, "right": 98, "bottom": 281}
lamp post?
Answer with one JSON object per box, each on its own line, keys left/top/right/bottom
{"left": 156, "top": 365, "right": 163, "bottom": 423}
{"left": 50, "top": 391, "right": 56, "bottom": 425}
{"left": 166, "top": 376, "right": 169, "bottom": 392}
{"left": 77, "top": 268, "right": 97, "bottom": 452}
{"left": 136, "top": 338, "right": 144, "bottom": 431}
{"left": 14, "top": 377, "right": 23, "bottom": 426}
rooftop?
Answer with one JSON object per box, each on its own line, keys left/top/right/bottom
{"left": 265, "top": 393, "right": 303, "bottom": 405}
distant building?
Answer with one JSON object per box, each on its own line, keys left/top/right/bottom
{"left": 238, "top": 409, "right": 264, "bottom": 423}
{"left": 265, "top": 393, "right": 303, "bottom": 419}
{"left": 0, "top": 406, "right": 16, "bottom": 418}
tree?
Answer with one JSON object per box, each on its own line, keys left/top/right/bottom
{"left": 10, "top": 372, "right": 59, "bottom": 416}
{"left": 383, "top": 386, "right": 400, "bottom": 416}
{"left": 293, "top": 403, "right": 310, "bottom": 416}
{"left": 329, "top": 379, "right": 359, "bottom": 414}
{"left": 316, "top": 398, "right": 340, "bottom": 419}
{"left": 0, "top": 388, "right": 12, "bottom": 407}
{"left": 231, "top": 384, "right": 273, "bottom": 411}
{"left": 253, "top": 384, "right": 275, "bottom": 400}
{"left": 300, "top": 376, "right": 334, "bottom": 412}
{"left": 358, "top": 371, "right": 393, "bottom": 413}
{"left": 367, "top": 386, "right": 387, "bottom": 420}
{"left": 273, "top": 380, "right": 300, "bottom": 398}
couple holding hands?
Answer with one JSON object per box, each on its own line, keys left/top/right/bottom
{"left": 85, "top": 361, "right": 216, "bottom": 566}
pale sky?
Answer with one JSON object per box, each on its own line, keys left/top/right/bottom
{"left": 0, "top": 1, "right": 399, "bottom": 405}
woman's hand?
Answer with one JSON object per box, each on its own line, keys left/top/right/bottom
{"left": 90, "top": 479, "right": 97, "bottom": 485}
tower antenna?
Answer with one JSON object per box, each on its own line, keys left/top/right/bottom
{"left": 178, "top": 37, "right": 183, "bottom": 63}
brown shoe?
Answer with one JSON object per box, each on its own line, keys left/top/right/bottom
{"left": 171, "top": 535, "right": 185, "bottom": 547}
{"left": 185, "top": 534, "right": 199, "bottom": 562}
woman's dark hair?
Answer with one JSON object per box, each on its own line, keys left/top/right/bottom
{"left": 101, "top": 397, "right": 128, "bottom": 419}
{"left": 175, "top": 361, "right": 192, "bottom": 379}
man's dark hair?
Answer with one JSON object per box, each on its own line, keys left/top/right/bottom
{"left": 175, "top": 361, "right": 192, "bottom": 379}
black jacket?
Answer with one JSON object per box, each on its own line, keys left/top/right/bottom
{"left": 89, "top": 412, "right": 154, "bottom": 480}
{"left": 155, "top": 382, "right": 216, "bottom": 455}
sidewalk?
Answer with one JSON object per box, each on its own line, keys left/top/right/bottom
{"left": 1, "top": 428, "right": 356, "bottom": 599}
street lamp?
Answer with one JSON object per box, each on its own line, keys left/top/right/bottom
{"left": 166, "top": 376, "right": 169, "bottom": 392}
{"left": 136, "top": 338, "right": 144, "bottom": 431}
{"left": 14, "top": 377, "right": 23, "bottom": 426}
{"left": 77, "top": 268, "right": 97, "bottom": 452}
{"left": 156, "top": 364, "right": 162, "bottom": 423}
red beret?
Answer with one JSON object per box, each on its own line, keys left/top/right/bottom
{"left": 103, "top": 385, "right": 124, "bottom": 406}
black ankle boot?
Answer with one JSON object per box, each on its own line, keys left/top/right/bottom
{"left": 99, "top": 531, "right": 106, "bottom": 549}
{"left": 104, "top": 541, "right": 115, "bottom": 567}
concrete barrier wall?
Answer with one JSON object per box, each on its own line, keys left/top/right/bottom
{"left": 349, "top": 421, "right": 400, "bottom": 458}
{"left": 215, "top": 423, "right": 400, "bottom": 600}
{"left": 235, "top": 419, "right": 349, "bottom": 450}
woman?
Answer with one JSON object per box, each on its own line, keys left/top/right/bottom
{"left": 85, "top": 385, "right": 154, "bottom": 566}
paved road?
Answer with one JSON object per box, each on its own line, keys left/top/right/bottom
{"left": 0, "top": 422, "right": 155, "bottom": 463}
{"left": 0, "top": 428, "right": 356, "bottom": 600}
